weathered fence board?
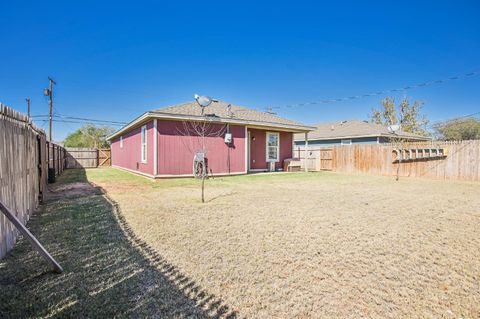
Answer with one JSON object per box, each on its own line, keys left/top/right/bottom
{"left": 66, "top": 148, "right": 98, "bottom": 168}
{"left": 294, "top": 148, "right": 321, "bottom": 171}
{"left": 65, "top": 148, "right": 111, "bottom": 168}
{"left": 47, "top": 141, "right": 66, "bottom": 178}
{"left": 0, "top": 104, "right": 67, "bottom": 259}
{"left": 295, "top": 140, "right": 480, "bottom": 181}
{"left": 0, "top": 104, "right": 47, "bottom": 258}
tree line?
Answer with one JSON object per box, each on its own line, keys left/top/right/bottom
{"left": 369, "top": 97, "right": 480, "bottom": 140}
{"left": 63, "top": 124, "right": 115, "bottom": 148}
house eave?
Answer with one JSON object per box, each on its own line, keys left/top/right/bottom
{"left": 107, "top": 112, "right": 315, "bottom": 140}
{"left": 106, "top": 112, "right": 150, "bottom": 141}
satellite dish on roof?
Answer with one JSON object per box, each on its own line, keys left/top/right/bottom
{"left": 387, "top": 124, "right": 401, "bottom": 134}
{"left": 194, "top": 94, "right": 213, "bottom": 108}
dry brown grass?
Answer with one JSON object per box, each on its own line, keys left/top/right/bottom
{"left": 89, "top": 168, "right": 480, "bottom": 318}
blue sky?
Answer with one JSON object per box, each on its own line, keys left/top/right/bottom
{"left": 1, "top": 1, "right": 479, "bottom": 141}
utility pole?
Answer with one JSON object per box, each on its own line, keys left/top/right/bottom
{"left": 26, "top": 98, "right": 31, "bottom": 117}
{"left": 44, "top": 77, "right": 56, "bottom": 141}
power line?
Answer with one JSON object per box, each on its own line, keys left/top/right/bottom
{"left": 428, "top": 111, "right": 480, "bottom": 128}
{"left": 55, "top": 114, "right": 127, "bottom": 125}
{"left": 31, "top": 114, "right": 127, "bottom": 125}
{"left": 279, "top": 70, "right": 480, "bottom": 109}
{"left": 36, "top": 119, "right": 125, "bottom": 126}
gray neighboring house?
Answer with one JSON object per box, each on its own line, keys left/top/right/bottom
{"left": 295, "top": 120, "right": 430, "bottom": 147}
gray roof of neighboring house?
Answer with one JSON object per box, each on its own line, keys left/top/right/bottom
{"left": 107, "top": 100, "right": 314, "bottom": 140}
{"left": 294, "top": 120, "right": 430, "bottom": 141}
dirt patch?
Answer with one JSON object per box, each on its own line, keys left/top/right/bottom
{"left": 46, "top": 182, "right": 103, "bottom": 201}
{"left": 93, "top": 181, "right": 150, "bottom": 194}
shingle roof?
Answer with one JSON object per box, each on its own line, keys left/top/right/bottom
{"left": 150, "top": 100, "right": 312, "bottom": 129}
{"left": 107, "top": 100, "right": 313, "bottom": 140}
{"left": 294, "top": 120, "right": 430, "bottom": 141}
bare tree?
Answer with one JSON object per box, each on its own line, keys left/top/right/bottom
{"left": 176, "top": 116, "right": 227, "bottom": 203}
{"left": 370, "top": 97, "right": 431, "bottom": 181}
{"left": 390, "top": 135, "right": 403, "bottom": 181}
{"left": 370, "top": 97, "right": 429, "bottom": 136}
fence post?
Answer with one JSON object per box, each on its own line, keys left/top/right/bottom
{"left": 53, "top": 145, "right": 56, "bottom": 176}
{"left": 47, "top": 141, "right": 49, "bottom": 170}
{"left": 57, "top": 145, "right": 60, "bottom": 175}
{"left": 304, "top": 132, "right": 309, "bottom": 172}
{"left": 37, "top": 136, "right": 43, "bottom": 202}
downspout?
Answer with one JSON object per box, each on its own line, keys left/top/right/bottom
{"left": 153, "top": 119, "right": 158, "bottom": 176}
{"left": 226, "top": 104, "right": 232, "bottom": 174}
{"left": 227, "top": 123, "right": 231, "bottom": 174}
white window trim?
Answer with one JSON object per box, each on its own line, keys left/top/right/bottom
{"left": 141, "top": 125, "right": 147, "bottom": 163}
{"left": 120, "top": 136, "right": 123, "bottom": 148}
{"left": 341, "top": 139, "right": 352, "bottom": 145}
{"left": 266, "top": 132, "right": 280, "bottom": 162}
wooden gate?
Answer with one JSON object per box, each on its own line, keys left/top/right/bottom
{"left": 319, "top": 148, "right": 333, "bottom": 170}
{"left": 98, "top": 149, "right": 111, "bottom": 167}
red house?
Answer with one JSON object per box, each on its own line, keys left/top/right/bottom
{"left": 107, "top": 100, "right": 314, "bottom": 178}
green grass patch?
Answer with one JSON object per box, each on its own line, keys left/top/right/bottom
{"left": 0, "top": 168, "right": 228, "bottom": 318}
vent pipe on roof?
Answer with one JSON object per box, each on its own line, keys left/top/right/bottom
{"left": 226, "top": 104, "right": 233, "bottom": 118}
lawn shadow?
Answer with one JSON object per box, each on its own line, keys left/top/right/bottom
{"left": 0, "top": 168, "right": 237, "bottom": 318}
{"left": 205, "top": 191, "right": 239, "bottom": 203}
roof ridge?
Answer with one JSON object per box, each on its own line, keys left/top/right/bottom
{"left": 151, "top": 100, "right": 305, "bottom": 126}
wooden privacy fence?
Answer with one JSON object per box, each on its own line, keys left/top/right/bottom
{"left": 47, "top": 141, "right": 66, "bottom": 180}
{"left": 1, "top": 104, "right": 47, "bottom": 258}
{"left": 0, "top": 104, "right": 67, "bottom": 259}
{"left": 294, "top": 147, "right": 321, "bottom": 171}
{"left": 296, "top": 140, "right": 480, "bottom": 181}
{"left": 65, "top": 148, "right": 111, "bottom": 168}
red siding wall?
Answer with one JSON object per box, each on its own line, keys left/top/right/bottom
{"left": 248, "top": 129, "right": 293, "bottom": 170}
{"left": 249, "top": 128, "right": 267, "bottom": 170}
{"left": 279, "top": 131, "right": 294, "bottom": 169}
{"left": 111, "top": 120, "right": 155, "bottom": 175}
{"left": 111, "top": 118, "right": 295, "bottom": 177}
{"left": 157, "top": 120, "right": 246, "bottom": 175}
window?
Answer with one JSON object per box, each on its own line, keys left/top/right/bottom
{"left": 141, "top": 125, "right": 147, "bottom": 163}
{"left": 120, "top": 136, "right": 123, "bottom": 148}
{"left": 341, "top": 139, "right": 352, "bottom": 145}
{"left": 266, "top": 132, "right": 280, "bottom": 162}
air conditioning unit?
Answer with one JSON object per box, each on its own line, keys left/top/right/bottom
{"left": 268, "top": 161, "right": 275, "bottom": 172}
